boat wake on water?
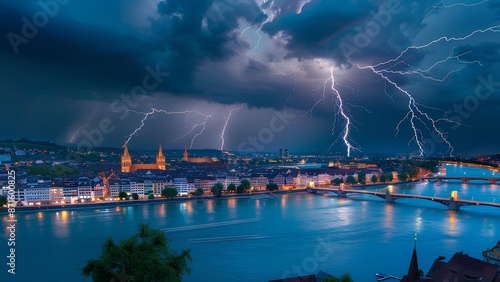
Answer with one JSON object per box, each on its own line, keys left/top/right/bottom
{"left": 188, "top": 234, "right": 269, "bottom": 243}
{"left": 162, "top": 218, "right": 260, "bottom": 232}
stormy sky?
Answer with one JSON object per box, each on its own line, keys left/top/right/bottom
{"left": 1, "top": 0, "right": 500, "bottom": 156}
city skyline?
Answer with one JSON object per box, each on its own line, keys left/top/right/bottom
{"left": 1, "top": 1, "right": 500, "bottom": 155}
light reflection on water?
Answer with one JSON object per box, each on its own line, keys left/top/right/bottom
{"left": 1, "top": 165, "right": 500, "bottom": 282}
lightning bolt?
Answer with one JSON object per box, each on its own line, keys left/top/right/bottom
{"left": 189, "top": 114, "right": 212, "bottom": 149}
{"left": 425, "top": 0, "right": 488, "bottom": 18}
{"left": 275, "top": 62, "right": 305, "bottom": 102}
{"left": 380, "top": 48, "right": 482, "bottom": 82}
{"left": 370, "top": 24, "right": 500, "bottom": 70}
{"left": 240, "top": 25, "right": 262, "bottom": 53}
{"left": 303, "top": 67, "right": 357, "bottom": 157}
{"left": 123, "top": 108, "right": 211, "bottom": 148}
{"left": 69, "top": 105, "right": 98, "bottom": 143}
{"left": 220, "top": 107, "right": 241, "bottom": 151}
{"left": 434, "top": 0, "right": 488, "bottom": 9}
{"left": 297, "top": 0, "right": 313, "bottom": 14}
{"left": 358, "top": 24, "right": 500, "bottom": 156}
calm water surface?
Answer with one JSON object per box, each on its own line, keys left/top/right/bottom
{"left": 1, "top": 164, "right": 500, "bottom": 282}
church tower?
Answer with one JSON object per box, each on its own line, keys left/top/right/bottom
{"left": 121, "top": 139, "right": 132, "bottom": 173}
{"left": 156, "top": 140, "right": 166, "bottom": 170}
{"left": 183, "top": 145, "right": 189, "bottom": 162}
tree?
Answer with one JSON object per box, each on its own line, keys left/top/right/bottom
{"left": 211, "top": 183, "right": 223, "bottom": 198}
{"left": 82, "top": 223, "right": 191, "bottom": 282}
{"left": 386, "top": 172, "right": 394, "bottom": 182}
{"left": 227, "top": 183, "right": 236, "bottom": 193}
{"left": 118, "top": 192, "right": 128, "bottom": 200}
{"left": 0, "top": 195, "right": 7, "bottom": 206}
{"left": 28, "top": 164, "right": 79, "bottom": 177}
{"left": 266, "top": 183, "right": 279, "bottom": 191}
{"left": 371, "top": 175, "right": 378, "bottom": 183}
{"left": 357, "top": 170, "right": 366, "bottom": 184}
{"left": 379, "top": 174, "right": 387, "bottom": 183}
{"left": 241, "top": 179, "right": 251, "bottom": 191}
{"left": 346, "top": 175, "right": 357, "bottom": 184}
{"left": 332, "top": 178, "right": 344, "bottom": 185}
{"left": 148, "top": 193, "right": 155, "bottom": 200}
{"left": 194, "top": 188, "right": 204, "bottom": 196}
{"left": 408, "top": 168, "right": 419, "bottom": 179}
{"left": 131, "top": 193, "right": 139, "bottom": 200}
{"left": 52, "top": 164, "right": 80, "bottom": 177}
{"left": 398, "top": 171, "right": 408, "bottom": 181}
{"left": 322, "top": 272, "right": 353, "bottom": 282}
{"left": 162, "top": 188, "right": 178, "bottom": 199}
{"left": 27, "top": 165, "right": 52, "bottom": 176}
{"left": 236, "top": 185, "right": 244, "bottom": 194}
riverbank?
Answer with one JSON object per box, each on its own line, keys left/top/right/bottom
{"left": 0, "top": 189, "right": 307, "bottom": 214}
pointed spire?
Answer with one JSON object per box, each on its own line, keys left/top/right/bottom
{"left": 183, "top": 145, "right": 188, "bottom": 161}
{"left": 406, "top": 233, "right": 420, "bottom": 281}
{"left": 123, "top": 138, "right": 129, "bottom": 156}
{"left": 158, "top": 138, "right": 164, "bottom": 157}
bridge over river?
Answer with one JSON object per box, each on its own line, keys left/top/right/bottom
{"left": 421, "top": 175, "right": 500, "bottom": 184}
{"left": 306, "top": 186, "right": 500, "bottom": 210}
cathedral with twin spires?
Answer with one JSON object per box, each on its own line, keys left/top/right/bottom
{"left": 121, "top": 140, "right": 166, "bottom": 173}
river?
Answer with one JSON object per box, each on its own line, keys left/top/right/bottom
{"left": 1, "top": 164, "right": 500, "bottom": 281}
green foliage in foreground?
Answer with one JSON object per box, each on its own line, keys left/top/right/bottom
{"left": 82, "top": 223, "right": 191, "bottom": 282}
{"left": 322, "top": 272, "right": 353, "bottom": 282}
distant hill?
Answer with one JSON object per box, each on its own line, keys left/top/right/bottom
{"left": 0, "top": 138, "right": 63, "bottom": 151}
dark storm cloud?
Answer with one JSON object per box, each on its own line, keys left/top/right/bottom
{"left": 1, "top": 0, "right": 500, "bottom": 154}
{"left": 0, "top": 0, "right": 437, "bottom": 107}
{"left": 262, "top": 0, "right": 440, "bottom": 67}
{"left": 0, "top": 3, "right": 151, "bottom": 101}
{"left": 150, "top": 0, "right": 266, "bottom": 91}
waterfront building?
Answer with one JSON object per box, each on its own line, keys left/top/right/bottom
{"left": 92, "top": 177, "right": 105, "bottom": 198}
{"left": 317, "top": 173, "right": 332, "bottom": 186}
{"left": 129, "top": 180, "right": 145, "bottom": 196}
{"left": 77, "top": 177, "right": 93, "bottom": 202}
{"left": 201, "top": 177, "right": 217, "bottom": 192}
{"left": 49, "top": 187, "right": 65, "bottom": 204}
{"left": 61, "top": 180, "right": 78, "bottom": 202}
{"left": 272, "top": 174, "right": 285, "bottom": 189}
{"left": 483, "top": 241, "right": 500, "bottom": 266}
{"left": 15, "top": 187, "right": 51, "bottom": 204}
{"left": 13, "top": 175, "right": 53, "bottom": 205}
{"left": 143, "top": 178, "right": 153, "bottom": 195}
{"left": 108, "top": 179, "right": 132, "bottom": 197}
{"left": 121, "top": 140, "right": 166, "bottom": 173}
{"left": 193, "top": 178, "right": 202, "bottom": 190}
{"left": 250, "top": 175, "right": 269, "bottom": 190}
{"left": 174, "top": 177, "right": 189, "bottom": 196}
{"left": 286, "top": 174, "right": 298, "bottom": 188}
{"left": 187, "top": 182, "right": 195, "bottom": 193}
{"left": 152, "top": 177, "right": 174, "bottom": 196}
{"left": 225, "top": 176, "right": 240, "bottom": 188}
